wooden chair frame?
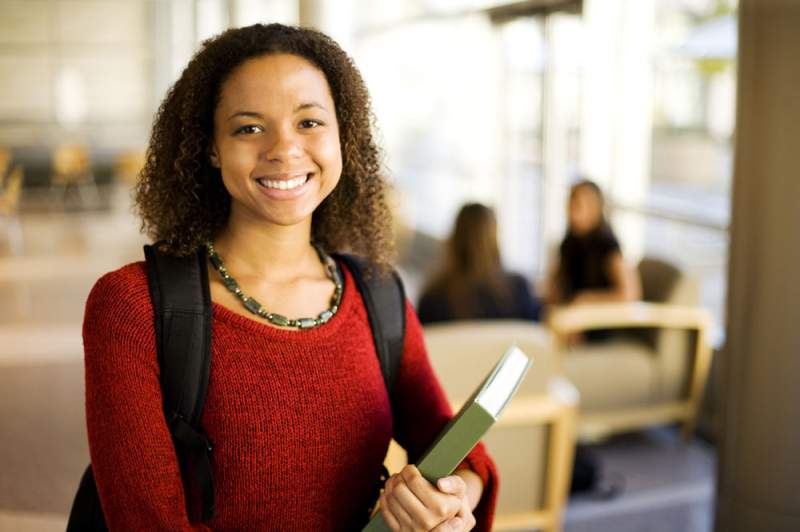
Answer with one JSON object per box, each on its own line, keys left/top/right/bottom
{"left": 548, "top": 302, "right": 714, "bottom": 440}
{"left": 489, "top": 379, "right": 578, "bottom": 532}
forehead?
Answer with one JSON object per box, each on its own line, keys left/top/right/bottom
{"left": 216, "top": 53, "right": 334, "bottom": 113}
{"left": 572, "top": 185, "right": 599, "bottom": 202}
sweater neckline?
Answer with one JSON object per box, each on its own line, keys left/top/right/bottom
{"left": 209, "top": 261, "right": 357, "bottom": 342}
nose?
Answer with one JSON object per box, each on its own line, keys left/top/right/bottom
{"left": 263, "top": 125, "right": 303, "bottom": 162}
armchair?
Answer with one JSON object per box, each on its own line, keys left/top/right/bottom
{"left": 547, "top": 258, "right": 714, "bottom": 441}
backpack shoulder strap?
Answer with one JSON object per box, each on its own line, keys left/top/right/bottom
{"left": 334, "top": 254, "right": 406, "bottom": 398}
{"left": 143, "top": 243, "right": 215, "bottom": 521}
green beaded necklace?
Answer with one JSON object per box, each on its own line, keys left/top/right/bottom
{"left": 205, "top": 241, "right": 343, "bottom": 329}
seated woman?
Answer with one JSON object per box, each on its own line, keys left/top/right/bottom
{"left": 417, "top": 203, "right": 542, "bottom": 324}
{"left": 546, "top": 180, "right": 641, "bottom": 339}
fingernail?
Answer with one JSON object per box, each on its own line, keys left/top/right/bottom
{"left": 439, "top": 478, "right": 452, "bottom": 491}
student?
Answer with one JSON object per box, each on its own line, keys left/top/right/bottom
{"left": 82, "top": 24, "right": 496, "bottom": 531}
{"left": 417, "top": 203, "right": 541, "bottom": 324}
{"left": 546, "top": 180, "right": 641, "bottom": 307}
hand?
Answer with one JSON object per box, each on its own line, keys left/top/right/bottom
{"left": 379, "top": 465, "right": 476, "bottom": 531}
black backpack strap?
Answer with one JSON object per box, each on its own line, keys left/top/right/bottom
{"left": 334, "top": 254, "right": 406, "bottom": 397}
{"left": 144, "top": 244, "right": 215, "bottom": 522}
{"left": 66, "top": 466, "right": 108, "bottom": 531}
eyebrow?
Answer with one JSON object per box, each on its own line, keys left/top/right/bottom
{"left": 226, "top": 111, "right": 263, "bottom": 121}
{"left": 226, "top": 101, "right": 329, "bottom": 121}
{"left": 296, "top": 101, "right": 329, "bottom": 113}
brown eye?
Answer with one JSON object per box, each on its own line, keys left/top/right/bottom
{"left": 299, "top": 119, "right": 322, "bottom": 129}
{"left": 235, "top": 124, "right": 263, "bottom": 135}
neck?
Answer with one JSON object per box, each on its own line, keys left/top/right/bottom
{"left": 212, "top": 211, "right": 320, "bottom": 283}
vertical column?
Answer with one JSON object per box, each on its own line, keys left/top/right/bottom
{"left": 609, "top": 0, "right": 653, "bottom": 262}
{"left": 715, "top": 1, "right": 800, "bottom": 531}
{"left": 541, "top": 14, "right": 572, "bottom": 262}
{"left": 578, "top": 0, "right": 654, "bottom": 261}
{"left": 578, "top": 0, "right": 619, "bottom": 192}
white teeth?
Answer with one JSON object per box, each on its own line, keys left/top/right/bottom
{"left": 257, "top": 174, "right": 309, "bottom": 191}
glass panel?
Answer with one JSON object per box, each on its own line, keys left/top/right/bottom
{"left": 354, "top": 13, "right": 548, "bottom": 279}
{"left": 354, "top": 15, "right": 504, "bottom": 238}
{"left": 645, "top": 0, "right": 737, "bottom": 341}
{"left": 497, "top": 17, "right": 545, "bottom": 276}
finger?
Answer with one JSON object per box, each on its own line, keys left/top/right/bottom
{"left": 389, "top": 469, "right": 445, "bottom": 529}
{"left": 379, "top": 491, "right": 402, "bottom": 532}
{"left": 433, "top": 506, "right": 478, "bottom": 532}
{"left": 431, "top": 516, "right": 463, "bottom": 532}
{"left": 399, "top": 465, "right": 461, "bottom": 520}
{"left": 381, "top": 476, "right": 409, "bottom": 528}
{"left": 460, "top": 496, "right": 477, "bottom": 529}
{"left": 435, "top": 477, "right": 475, "bottom": 532}
{"left": 384, "top": 478, "right": 418, "bottom": 528}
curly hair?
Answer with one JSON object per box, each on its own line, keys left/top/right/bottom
{"left": 135, "top": 23, "right": 395, "bottom": 269}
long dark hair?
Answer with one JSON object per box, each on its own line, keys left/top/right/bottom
{"left": 557, "top": 179, "right": 620, "bottom": 300}
{"left": 424, "top": 203, "right": 512, "bottom": 318}
{"left": 134, "top": 23, "right": 394, "bottom": 269}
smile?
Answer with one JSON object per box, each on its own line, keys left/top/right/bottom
{"left": 255, "top": 173, "right": 311, "bottom": 191}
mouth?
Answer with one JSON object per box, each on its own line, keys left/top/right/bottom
{"left": 255, "top": 172, "right": 313, "bottom": 191}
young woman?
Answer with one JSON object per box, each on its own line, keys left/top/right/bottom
{"left": 547, "top": 180, "right": 641, "bottom": 306}
{"left": 417, "top": 203, "right": 541, "bottom": 324}
{"left": 83, "top": 24, "right": 496, "bottom": 531}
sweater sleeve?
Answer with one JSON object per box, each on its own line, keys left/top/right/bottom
{"left": 83, "top": 263, "right": 212, "bottom": 531}
{"left": 391, "top": 301, "right": 499, "bottom": 531}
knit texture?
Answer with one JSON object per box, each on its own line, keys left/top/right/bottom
{"left": 83, "top": 261, "right": 498, "bottom": 531}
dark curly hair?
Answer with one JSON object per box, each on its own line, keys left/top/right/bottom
{"left": 135, "top": 23, "right": 395, "bottom": 269}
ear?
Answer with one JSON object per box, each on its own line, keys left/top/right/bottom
{"left": 209, "top": 145, "right": 220, "bottom": 168}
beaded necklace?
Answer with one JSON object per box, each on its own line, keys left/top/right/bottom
{"left": 205, "top": 241, "right": 343, "bottom": 329}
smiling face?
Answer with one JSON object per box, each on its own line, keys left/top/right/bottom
{"left": 210, "top": 53, "right": 342, "bottom": 231}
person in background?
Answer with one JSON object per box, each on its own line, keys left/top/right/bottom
{"left": 417, "top": 203, "right": 542, "bottom": 324}
{"left": 546, "top": 179, "right": 641, "bottom": 308}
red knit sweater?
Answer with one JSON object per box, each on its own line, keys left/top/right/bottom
{"left": 83, "top": 261, "right": 498, "bottom": 531}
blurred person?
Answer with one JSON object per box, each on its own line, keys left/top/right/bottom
{"left": 547, "top": 180, "right": 640, "bottom": 495}
{"left": 417, "top": 203, "right": 542, "bottom": 324}
{"left": 77, "top": 23, "right": 497, "bottom": 531}
{"left": 546, "top": 179, "right": 641, "bottom": 308}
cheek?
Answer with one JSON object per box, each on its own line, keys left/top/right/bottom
{"left": 220, "top": 142, "right": 255, "bottom": 170}
{"left": 319, "top": 135, "right": 343, "bottom": 180}
{"left": 218, "top": 143, "right": 257, "bottom": 188}
{"left": 568, "top": 204, "right": 581, "bottom": 224}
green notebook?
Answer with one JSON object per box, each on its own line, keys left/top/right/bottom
{"left": 363, "top": 345, "right": 532, "bottom": 532}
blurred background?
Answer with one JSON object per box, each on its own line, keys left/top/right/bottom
{"left": 0, "top": 0, "right": 736, "bottom": 328}
{"left": 2, "top": 0, "right": 797, "bottom": 531}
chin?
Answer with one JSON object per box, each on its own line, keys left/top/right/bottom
{"left": 260, "top": 209, "right": 316, "bottom": 228}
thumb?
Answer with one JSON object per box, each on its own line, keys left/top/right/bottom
{"left": 437, "top": 475, "right": 466, "bottom": 496}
